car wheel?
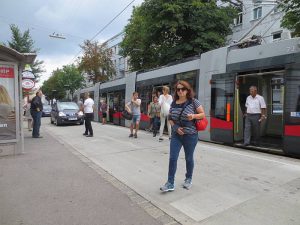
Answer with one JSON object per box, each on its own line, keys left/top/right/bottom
{"left": 55, "top": 118, "right": 61, "bottom": 126}
{"left": 79, "top": 122, "right": 84, "bottom": 125}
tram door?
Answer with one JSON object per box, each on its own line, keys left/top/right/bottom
{"left": 107, "top": 93, "right": 114, "bottom": 123}
{"left": 210, "top": 73, "right": 235, "bottom": 144}
{"left": 113, "top": 91, "right": 122, "bottom": 126}
{"left": 235, "top": 71, "right": 285, "bottom": 149}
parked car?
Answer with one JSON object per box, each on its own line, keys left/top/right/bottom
{"left": 42, "top": 104, "right": 52, "bottom": 117}
{"left": 50, "top": 102, "right": 84, "bottom": 126}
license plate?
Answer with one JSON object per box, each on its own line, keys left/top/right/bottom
{"left": 68, "top": 117, "right": 77, "bottom": 121}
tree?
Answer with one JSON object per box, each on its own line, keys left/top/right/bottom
{"left": 42, "top": 71, "right": 65, "bottom": 100}
{"left": 42, "top": 65, "right": 84, "bottom": 100}
{"left": 120, "top": 0, "right": 237, "bottom": 71}
{"left": 57, "top": 65, "right": 85, "bottom": 99}
{"left": 78, "top": 40, "right": 115, "bottom": 84}
{"left": 7, "top": 24, "right": 45, "bottom": 81}
{"left": 280, "top": 0, "right": 300, "bottom": 37}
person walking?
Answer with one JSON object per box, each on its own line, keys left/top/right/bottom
{"left": 160, "top": 80, "right": 205, "bottom": 192}
{"left": 100, "top": 100, "right": 108, "bottom": 125}
{"left": 158, "top": 86, "right": 173, "bottom": 141}
{"left": 82, "top": 93, "right": 94, "bottom": 137}
{"left": 148, "top": 96, "right": 161, "bottom": 137}
{"left": 30, "top": 90, "right": 43, "bottom": 138}
{"left": 243, "top": 85, "right": 267, "bottom": 146}
{"left": 125, "top": 92, "right": 141, "bottom": 138}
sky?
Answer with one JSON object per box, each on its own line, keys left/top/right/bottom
{"left": 0, "top": 0, "right": 144, "bottom": 84}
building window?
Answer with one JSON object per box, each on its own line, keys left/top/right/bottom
{"left": 234, "top": 13, "right": 243, "bottom": 25}
{"left": 273, "top": 32, "right": 282, "bottom": 41}
{"left": 253, "top": 7, "right": 262, "bottom": 20}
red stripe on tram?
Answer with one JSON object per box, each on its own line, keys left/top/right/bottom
{"left": 285, "top": 125, "right": 300, "bottom": 137}
{"left": 210, "top": 117, "right": 233, "bottom": 130}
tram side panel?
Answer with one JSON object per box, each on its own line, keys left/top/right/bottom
{"left": 94, "top": 82, "right": 100, "bottom": 122}
{"left": 284, "top": 61, "right": 300, "bottom": 156}
{"left": 125, "top": 72, "right": 137, "bottom": 128}
{"left": 199, "top": 47, "right": 229, "bottom": 142}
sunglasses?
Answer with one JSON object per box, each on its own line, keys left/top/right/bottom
{"left": 176, "top": 87, "right": 187, "bottom": 92}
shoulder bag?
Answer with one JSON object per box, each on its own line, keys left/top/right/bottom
{"left": 193, "top": 99, "right": 208, "bottom": 131}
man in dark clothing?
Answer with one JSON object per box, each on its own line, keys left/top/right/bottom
{"left": 30, "top": 90, "right": 43, "bottom": 138}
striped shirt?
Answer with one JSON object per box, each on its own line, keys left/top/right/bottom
{"left": 169, "top": 99, "right": 202, "bottom": 134}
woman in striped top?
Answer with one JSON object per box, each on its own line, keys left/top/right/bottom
{"left": 160, "top": 80, "right": 205, "bottom": 192}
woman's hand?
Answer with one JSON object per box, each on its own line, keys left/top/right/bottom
{"left": 177, "top": 127, "right": 184, "bottom": 135}
{"left": 187, "top": 114, "right": 194, "bottom": 121}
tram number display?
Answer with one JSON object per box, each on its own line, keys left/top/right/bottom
{"left": 286, "top": 46, "right": 296, "bottom": 53}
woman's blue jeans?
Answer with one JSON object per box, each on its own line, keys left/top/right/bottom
{"left": 167, "top": 132, "right": 198, "bottom": 185}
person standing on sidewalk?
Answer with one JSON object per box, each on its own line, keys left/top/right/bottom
{"left": 82, "top": 93, "right": 94, "bottom": 137}
{"left": 125, "top": 92, "right": 141, "bottom": 138}
{"left": 243, "top": 85, "right": 267, "bottom": 146}
{"left": 148, "top": 96, "right": 161, "bottom": 137}
{"left": 30, "top": 90, "right": 43, "bottom": 138}
{"left": 158, "top": 86, "right": 173, "bottom": 142}
{"left": 160, "top": 80, "right": 205, "bottom": 192}
{"left": 100, "top": 100, "right": 108, "bottom": 125}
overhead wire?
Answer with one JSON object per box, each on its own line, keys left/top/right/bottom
{"left": 69, "top": 0, "right": 136, "bottom": 64}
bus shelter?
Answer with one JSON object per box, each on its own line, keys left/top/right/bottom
{"left": 0, "top": 45, "right": 36, "bottom": 156}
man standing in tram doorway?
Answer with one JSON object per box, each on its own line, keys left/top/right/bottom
{"left": 243, "top": 86, "right": 267, "bottom": 146}
{"left": 82, "top": 93, "right": 94, "bottom": 137}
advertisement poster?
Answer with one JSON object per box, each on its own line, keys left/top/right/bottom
{"left": 0, "top": 64, "right": 16, "bottom": 140}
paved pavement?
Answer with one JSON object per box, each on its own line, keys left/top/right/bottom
{"left": 41, "top": 118, "right": 300, "bottom": 225}
{"left": 0, "top": 122, "right": 171, "bottom": 225}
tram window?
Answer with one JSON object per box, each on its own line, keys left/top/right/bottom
{"left": 271, "top": 78, "right": 284, "bottom": 114}
{"left": 137, "top": 85, "right": 153, "bottom": 114}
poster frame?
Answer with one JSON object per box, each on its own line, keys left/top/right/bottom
{"left": 0, "top": 61, "right": 19, "bottom": 144}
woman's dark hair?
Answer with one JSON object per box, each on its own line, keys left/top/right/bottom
{"left": 173, "top": 80, "right": 194, "bottom": 100}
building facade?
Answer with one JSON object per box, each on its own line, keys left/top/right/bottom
{"left": 227, "top": 0, "right": 291, "bottom": 44}
{"left": 103, "top": 32, "right": 129, "bottom": 79}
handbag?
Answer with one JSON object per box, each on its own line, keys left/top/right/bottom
{"left": 193, "top": 99, "right": 208, "bottom": 131}
{"left": 195, "top": 116, "right": 208, "bottom": 131}
{"left": 121, "top": 110, "right": 133, "bottom": 120}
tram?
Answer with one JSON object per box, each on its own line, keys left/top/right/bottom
{"left": 75, "top": 38, "right": 300, "bottom": 156}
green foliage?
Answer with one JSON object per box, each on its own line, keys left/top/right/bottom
{"left": 42, "top": 64, "right": 84, "bottom": 100}
{"left": 78, "top": 40, "right": 115, "bottom": 84}
{"left": 7, "top": 24, "right": 45, "bottom": 81}
{"left": 280, "top": 0, "right": 300, "bottom": 37}
{"left": 121, "top": 0, "right": 237, "bottom": 71}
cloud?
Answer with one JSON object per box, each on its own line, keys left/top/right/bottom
{"left": 1, "top": 0, "right": 144, "bottom": 83}
{"left": 38, "top": 53, "right": 76, "bottom": 84}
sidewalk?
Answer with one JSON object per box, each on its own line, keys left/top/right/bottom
{"left": 0, "top": 127, "right": 171, "bottom": 225}
{"left": 44, "top": 120, "right": 300, "bottom": 225}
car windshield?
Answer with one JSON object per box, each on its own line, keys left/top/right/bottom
{"left": 43, "top": 105, "right": 52, "bottom": 110}
{"left": 57, "top": 102, "right": 79, "bottom": 111}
